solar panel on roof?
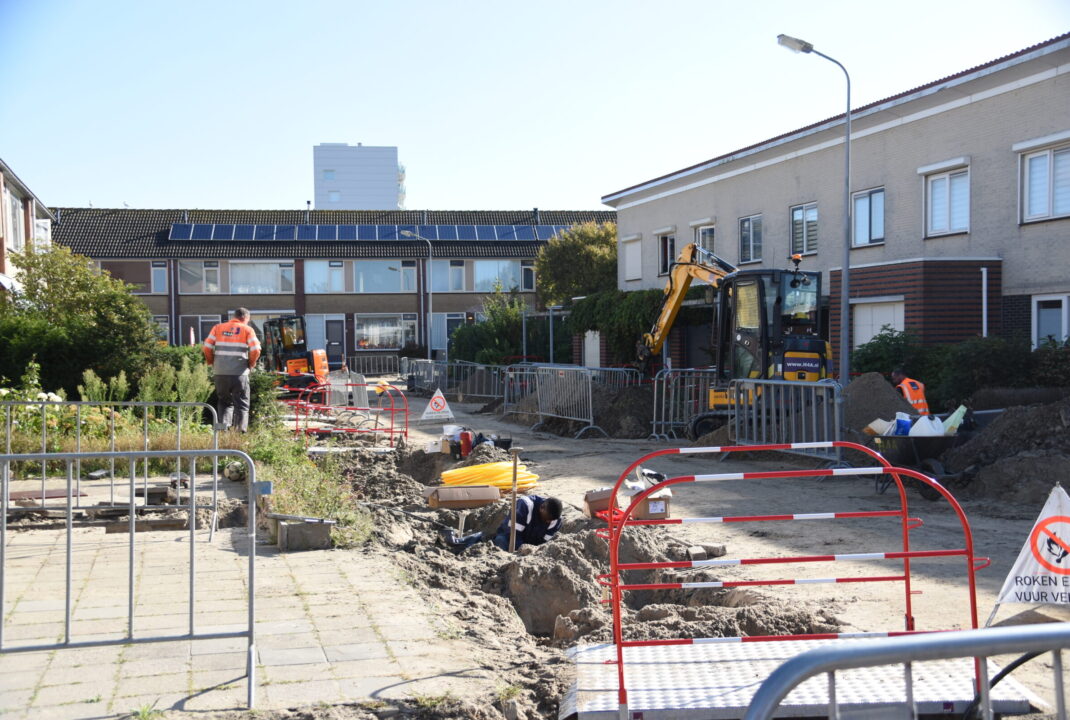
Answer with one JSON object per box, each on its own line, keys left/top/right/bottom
{"left": 357, "top": 225, "right": 375, "bottom": 240}
{"left": 496, "top": 225, "right": 516, "bottom": 240}
{"left": 418, "top": 226, "right": 438, "bottom": 240}
{"left": 535, "top": 225, "right": 557, "bottom": 240}
{"left": 275, "top": 225, "right": 296, "bottom": 241}
{"left": 437, "top": 225, "right": 457, "bottom": 240}
{"left": 170, "top": 223, "right": 193, "bottom": 240}
{"left": 191, "top": 224, "right": 214, "bottom": 240}
{"left": 514, "top": 226, "right": 535, "bottom": 240}
{"left": 234, "top": 224, "right": 254, "bottom": 240}
{"left": 297, "top": 225, "right": 317, "bottom": 240}
{"left": 456, "top": 225, "right": 476, "bottom": 240}
{"left": 317, "top": 225, "right": 337, "bottom": 240}
{"left": 213, "top": 224, "right": 234, "bottom": 240}
{"left": 377, "top": 225, "right": 398, "bottom": 240}
{"left": 254, "top": 225, "right": 275, "bottom": 241}
{"left": 338, "top": 225, "right": 357, "bottom": 240}
{"left": 476, "top": 225, "right": 496, "bottom": 240}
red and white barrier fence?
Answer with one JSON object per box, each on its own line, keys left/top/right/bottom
{"left": 288, "top": 382, "right": 409, "bottom": 445}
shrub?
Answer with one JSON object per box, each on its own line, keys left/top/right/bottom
{"left": 566, "top": 288, "right": 664, "bottom": 364}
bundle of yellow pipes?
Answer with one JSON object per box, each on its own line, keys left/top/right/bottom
{"left": 440, "top": 461, "right": 539, "bottom": 494}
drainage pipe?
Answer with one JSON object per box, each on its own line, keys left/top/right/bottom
{"left": 981, "top": 267, "right": 988, "bottom": 337}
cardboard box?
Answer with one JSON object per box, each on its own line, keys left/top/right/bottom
{"left": 426, "top": 486, "right": 501, "bottom": 509}
{"left": 621, "top": 487, "right": 672, "bottom": 520}
{"left": 583, "top": 487, "right": 617, "bottom": 518}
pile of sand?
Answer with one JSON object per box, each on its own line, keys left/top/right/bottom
{"left": 842, "top": 372, "right": 915, "bottom": 435}
{"left": 503, "top": 382, "right": 654, "bottom": 439}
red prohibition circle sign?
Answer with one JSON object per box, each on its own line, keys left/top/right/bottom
{"left": 429, "top": 396, "right": 446, "bottom": 411}
{"left": 1029, "top": 515, "right": 1070, "bottom": 575}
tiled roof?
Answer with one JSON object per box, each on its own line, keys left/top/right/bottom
{"left": 51, "top": 208, "right": 616, "bottom": 259}
{"left": 603, "top": 31, "right": 1070, "bottom": 202}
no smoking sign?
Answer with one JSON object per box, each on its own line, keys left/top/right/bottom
{"left": 1029, "top": 515, "right": 1070, "bottom": 575}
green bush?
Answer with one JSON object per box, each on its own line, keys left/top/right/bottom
{"left": 566, "top": 288, "right": 664, "bottom": 364}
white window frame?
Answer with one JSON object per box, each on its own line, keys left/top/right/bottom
{"left": 178, "top": 260, "right": 221, "bottom": 294}
{"left": 622, "top": 237, "right": 642, "bottom": 281}
{"left": 790, "top": 202, "right": 818, "bottom": 255}
{"left": 657, "top": 233, "right": 675, "bottom": 275}
{"left": 852, "top": 188, "right": 885, "bottom": 246}
{"left": 925, "top": 167, "right": 970, "bottom": 237}
{"left": 739, "top": 214, "right": 762, "bottom": 264}
{"left": 694, "top": 225, "right": 715, "bottom": 254}
{"left": 354, "top": 259, "right": 416, "bottom": 294}
{"left": 1021, "top": 144, "right": 1070, "bottom": 222}
{"left": 151, "top": 261, "right": 168, "bottom": 294}
{"left": 305, "top": 260, "right": 346, "bottom": 294}
{"left": 152, "top": 315, "right": 170, "bottom": 344}
{"left": 6, "top": 189, "right": 25, "bottom": 252}
{"left": 354, "top": 313, "right": 417, "bottom": 350}
{"left": 1032, "top": 294, "right": 1070, "bottom": 348}
{"left": 228, "top": 260, "right": 294, "bottom": 295}
{"left": 178, "top": 314, "right": 221, "bottom": 345}
{"left": 473, "top": 259, "right": 522, "bottom": 292}
{"left": 521, "top": 260, "right": 536, "bottom": 292}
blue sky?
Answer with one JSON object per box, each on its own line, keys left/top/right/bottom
{"left": 2, "top": 0, "right": 1068, "bottom": 211}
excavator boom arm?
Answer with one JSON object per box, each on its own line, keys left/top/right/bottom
{"left": 641, "top": 243, "right": 736, "bottom": 356}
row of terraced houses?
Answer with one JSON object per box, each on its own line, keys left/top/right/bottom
{"left": 3, "top": 33, "right": 1068, "bottom": 367}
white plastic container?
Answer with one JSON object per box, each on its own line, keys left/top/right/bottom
{"left": 909, "top": 415, "right": 944, "bottom": 437}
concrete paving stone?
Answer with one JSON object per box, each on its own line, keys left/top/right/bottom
{"left": 46, "top": 644, "right": 125, "bottom": 668}
{"left": 374, "top": 623, "right": 441, "bottom": 642}
{"left": 191, "top": 668, "right": 247, "bottom": 691}
{"left": 9, "top": 599, "right": 66, "bottom": 613}
{"left": 23, "top": 700, "right": 109, "bottom": 720}
{"left": 254, "top": 607, "right": 307, "bottom": 623}
{"left": 123, "top": 639, "right": 191, "bottom": 661}
{"left": 255, "top": 632, "right": 321, "bottom": 650}
{"left": 384, "top": 640, "right": 456, "bottom": 659}
{"left": 32, "top": 681, "right": 108, "bottom": 707}
{"left": 315, "top": 626, "right": 380, "bottom": 645}
{"left": 69, "top": 618, "right": 129, "bottom": 636}
{"left": 258, "top": 646, "right": 327, "bottom": 667}
{"left": 329, "top": 657, "right": 406, "bottom": 679}
{"left": 0, "top": 670, "right": 42, "bottom": 690}
{"left": 180, "top": 688, "right": 247, "bottom": 711}
{"left": 72, "top": 604, "right": 130, "bottom": 620}
{"left": 120, "top": 655, "right": 192, "bottom": 678}
{"left": 0, "top": 651, "right": 50, "bottom": 673}
{"left": 0, "top": 688, "right": 33, "bottom": 715}
{"left": 191, "top": 637, "right": 248, "bottom": 656}
{"left": 256, "top": 618, "right": 315, "bottom": 636}
{"left": 111, "top": 693, "right": 188, "bottom": 715}
{"left": 322, "top": 642, "right": 393, "bottom": 663}
{"left": 261, "top": 678, "right": 342, "bottom": 707}
{"left": 114, "top": 671, "right": 189, "bottom": 698}
{"left": 189, "top": 651, "right": 247, "bottom": 672}
{"left": 336, "top": 674, "right": 410, "bottom": 701}
{"left": 1, "top": 623, "right": 64, "bottom": 642}
{"left": 262, "top": 662, "right": 334, "bottom": 684}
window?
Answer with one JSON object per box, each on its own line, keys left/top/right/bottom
{"left": 739, "top": 214, "right": 762, "bottom": 263}
{"left": 852, "top": 300, "right": 905, "bottom": 349}
{"left": 623, "top": 238, "right": 642, "bottom": 281}
{"left": 473, "top": 260, "right": 521, "bottom": 292}
{"left": 657, "top": 234, "right": 675, "bottom": 275}
{"left": 695, "top": 225, "right": 715, "bottom": 254}
{"left": 853, "top": 188, "right": 885, "bottom": 246}
{"left": 431, "top": 259, "right": 466, "bottom": 292}
{"left": 1023, "top": 146, "right": 1070, "bottom": 221}
{"left": 328, "top": 191, "right": 341, "bottom": 203}
{"left": 521, "top": 260, "right": 536, "bottom": 292}
{"left": 6, "top": 190, "right": 25, "bottom": 252}
{"left": 432, "top": 312, "right": 466, "bottom": 351}
{"left": 305, "top": 260, "right": 346, "bottom": 293}
{"left": 790, "top": 203, "right": 818, "bottom": 254}
{"left": 322, "top": 169, "right": 335, "bottom": 181}
{"left": 178, "top": 261, "right": 220, "bottom": 294}
{"left": 354, "top": 260, "right": 415, "bottom": 293}
{"left": 178, "top": 315, "right": 220, "bottom": 344}
{"left": 230, "top": 262, "right": 294, "bottom": 294}
{"left": 152, "top": 315, "right": 170, "bottom": 343}
{"left": 151, "top": 261, "right": 168, "bottom": 293}
{"left": 927, "top": 169, "right": 969, "bottom": 235}
{"left": 1033, "top": 295, "right": 1069, "bottom": 348}
{"left": 354, "top": 315, "right": 416, "bottom": 350}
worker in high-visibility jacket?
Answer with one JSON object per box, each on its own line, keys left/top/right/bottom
{"left": 203, "top": 308, "right": 261, "bottom": 432}
{"left": 891, "top": 368, "right": 930, "bottom": 416}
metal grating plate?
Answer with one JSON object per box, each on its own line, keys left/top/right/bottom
{"left": 562, "top": 639, "right": 1039, "bottom": 719}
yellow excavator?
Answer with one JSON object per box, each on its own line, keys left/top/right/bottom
{"left": 638, "top": 243, "right": 830, "bottom": 437}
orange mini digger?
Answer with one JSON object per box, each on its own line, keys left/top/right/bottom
{"left": 262, "top": 316, "right": 329, "bottom": 389}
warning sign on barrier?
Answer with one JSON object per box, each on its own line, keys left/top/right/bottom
{"left": 420, "top": 389, "right": 454, "bottom": 422}
{"left": 996, "top": 485, "right": 1070, "bottom": 605}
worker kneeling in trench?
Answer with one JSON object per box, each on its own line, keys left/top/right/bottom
{"left": 442, "top": 495, "right": 563, "bottom": 552}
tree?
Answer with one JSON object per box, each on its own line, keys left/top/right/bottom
{"left": 534, "top": 222, "right": 617, "bottom": 307}
{"left": 0, "top": 245, "right": 160, "bottom": 394}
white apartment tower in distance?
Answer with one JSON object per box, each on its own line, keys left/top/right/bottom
{"left": 313, "top": 143, "right": 405, "bottom": 210}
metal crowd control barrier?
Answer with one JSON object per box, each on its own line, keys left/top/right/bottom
{"left": 2, "top": 401, "right": 224, "bottom": 537}
{"left": 730, "top": 378, "right": 844, "bottom": 461}
{"left": 650, "top": 368, "right": 719, "bottom": 439}
{"left": 503, "top": 364, "right": 539, "bottom": 417}
{"left": 290, "top": 382, "right": 409, "bottom": 445}
{"left": 533, "top": 367, "right": 607, "bottom": 438}
{"left": 744, "top": 622, "right": 1070, "bottom": 720}
{"left": 600, "top": 440, "right": 988, "bottom": 718}
{"left": 347, "top": 353, "right": 400, "bottom": 376}
{"left": 0, "top": 448, "right": 258, "bottom": 708}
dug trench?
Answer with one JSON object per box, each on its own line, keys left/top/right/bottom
{"left": 328, "top": 441, "right": 839, "bottom": 720}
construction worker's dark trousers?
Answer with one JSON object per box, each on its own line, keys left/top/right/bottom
{"left": 214, "top": 374, "right": 250, "bottom": 432}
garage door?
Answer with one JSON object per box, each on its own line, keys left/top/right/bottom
{"left": 852, "top": 301, "right": 904, "bottom": 348}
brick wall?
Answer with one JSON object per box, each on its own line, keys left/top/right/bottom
{"left": 1002, "top": 295, "right": 1031, "bottom": 339}
{"left": 571, "top": 333, "right": 582, "bottom": 365}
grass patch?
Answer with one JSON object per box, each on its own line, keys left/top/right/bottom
{"left": 410, "top": 691, "right": 458, "bottom": 710}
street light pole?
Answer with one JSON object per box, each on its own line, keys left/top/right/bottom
{"left": 778, "top": 34, "right": 852, "bottom": 383}
{"left": 400, "top": 230, "right": 433, "bottom": 360}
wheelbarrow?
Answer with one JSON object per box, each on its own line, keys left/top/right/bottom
{"left": 872, "top": 433, "right": 973, "bottom": 500}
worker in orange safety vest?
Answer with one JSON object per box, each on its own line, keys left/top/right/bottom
{"left": 203, "top": 308, "right": 261, "bottom": 432}
{"left": 891, "top": 368, "right": 930, "bottom": 416}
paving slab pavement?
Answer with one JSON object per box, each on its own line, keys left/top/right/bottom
{"left": 1, "top": 522, "right": 496, "bottom": 718}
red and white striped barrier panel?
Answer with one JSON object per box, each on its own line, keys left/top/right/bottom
{"left": 289, "top": 382, "right": 409, "bottom": 445}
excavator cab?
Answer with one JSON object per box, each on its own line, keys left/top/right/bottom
{"left": 262, "top": 316, "right": 329, "bottom": 388}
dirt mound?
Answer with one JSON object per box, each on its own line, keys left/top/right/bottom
{"left": 842, "top": 372, "right": 914, "bottom": 434}
{"left": 693, "top": 424, "right": 732, "bottom": 447}
{"left": 504, "top": 383, "right": 653, "bottom": 439}
{"left": 338, "top": 448, "right": 428, "bottom": 505}
{"left": 941, "top": 396, "right": 1070, "bottom": 501}
{"left": 457, "top": 443, "right": 512, "bottom": 466}
{"left": 969, "top": 386, "right": 1070, "bottom": 411}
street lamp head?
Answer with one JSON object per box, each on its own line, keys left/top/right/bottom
{"left": 777, "top": 34, "right": 813, "bottom": 54}
{"left": 400, "top": 230, "right": 416, "bottom": 238}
